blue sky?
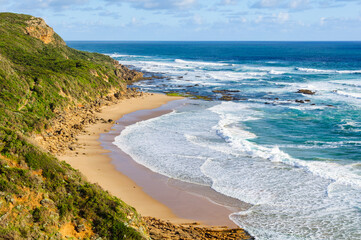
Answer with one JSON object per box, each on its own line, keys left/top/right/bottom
{"left": 1, "top": 0, "right": 361, "bottom": 41}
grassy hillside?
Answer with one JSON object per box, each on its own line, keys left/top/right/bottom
{"left": 0, "top": 12, "right": 137, "bottom": 133}
{"left": 0, "top": 12, "right": 148, "bottom": 239}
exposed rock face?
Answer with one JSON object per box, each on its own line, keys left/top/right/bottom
{"left": 25, "top": 17, "right": 64, "bottom": 45}
{"left": 37, "top": 88, "right": 144, "bottom": 154}
{"left": 144, "top": 217, "right": 254, "bottom": 240}
{"left": 115, "top": 64, "right": 144, "bottom": 83}
{"left": 220, "top": 95, "right": 237, "bottom": 101}
{"left": 297, "top": 89, "right": 315, "bottom": 95}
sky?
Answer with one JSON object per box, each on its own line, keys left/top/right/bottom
{"left": 1, "top": 0, "right": 361, "bottom": 41}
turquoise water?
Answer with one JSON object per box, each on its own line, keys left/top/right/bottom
{"left": 69, "top": 41, "right": 361, "bottom": 239}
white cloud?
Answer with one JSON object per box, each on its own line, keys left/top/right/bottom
{"left": 255, "top": 15, "right": 264, "bottom": 23}
{"left": 4, "top": 0, "right": 89, "bottom": 11}
{"left": 193, "top": 14, "right": 203, "bottom": 25}
{"left": 221, "top": 0, "right": 239, "bottom": 5}
{"left": 288, "top": 0, "right": 310, "bottom": 10}
{"left": 104, "top": 0, "right": 198, "bottom": 10}
{"left": 252, "top": 0, "right": 283, "bottom": 9}
{"left": 252, "top": 0, "right": 311, "bottom": 10}
{"left": 175, "top": 0, "right": 196, "bottom": 9}
{"left": 132, "top": 17, "right": 138, "bottom": 24}
{"left": 277, "top": 12, "right": 289, "bottom": 23}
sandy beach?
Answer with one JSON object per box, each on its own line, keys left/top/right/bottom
{"left": 58, "top": 93, "right": 240, "bottom": 227}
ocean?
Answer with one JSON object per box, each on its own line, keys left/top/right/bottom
{"left": 68, "top": 41, "right": 361, "bottom": 240}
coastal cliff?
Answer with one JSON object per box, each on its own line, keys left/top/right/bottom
{"left": 24, "top": 16, "right": 64, "bottom": 45}
{"left": 0, "top": 12, "right": 148, "bottom": 239}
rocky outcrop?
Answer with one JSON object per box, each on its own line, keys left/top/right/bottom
{"left": 220, "top": 95, "right": 238, "bottom": 101}
{"left": 212, "top": 90, "right": 240, "bottom": 94}
{"left": 212, "top": 89, "right": 241, "bottom": 101}
{"left": 144, "top": 217, "right": 254, "bottom": 240}
{"left": 115, "top": 64, "right": 144, "bottom": 83}
{"left": 37, "top": 88, "right": 143, "bottom": 154}
{"left": 25, "top": 17, "right": 64, "bottom": 45}
{"left": 297, "top": 89, "right": 315, "bottom": 95}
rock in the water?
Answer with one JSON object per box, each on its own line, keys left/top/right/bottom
{"left": 220, "top": 96, "right": 235, "bottom": 101}
{"left": 213, "top": 90, "right": 240, "bottom": 94}
{"left": 297, "top": 89, "right": 315, "bottom": 95}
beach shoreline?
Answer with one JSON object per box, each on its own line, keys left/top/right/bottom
{"left": 57, "top": 93, "right": 245, "bottom": 228}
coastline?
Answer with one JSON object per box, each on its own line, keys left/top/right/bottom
{"left": 58, "top": 93, "right": 183, "bottom": 221}
{"left": 57, "top": 93, "right": 247, "bottom": 229}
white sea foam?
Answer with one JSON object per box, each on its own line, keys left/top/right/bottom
{"left": 113, "top": 100, "right": 361, "bottom": 239}
{"left": 174, "top": 59, "right": 229, "bottom": 67}
{"left": 331, "top": 80, "right": 361, "bottom": 88}
{"left": 257, "top": 79, "right": 361, "bottom": 108}
{"left": 295, "top": 67, "right": 361, "bottom": 74}
{"left": 341, "top": 120, "right": 361, "bottom": 128}
{"left": 122, "top": 57, "right": 271, "bottom": 85}
{"left": 117, "top": 57, "right": 293, "bottom": 87}
{"left": 204, "top": 71, "right": 267, "bottom": 83}
{"left": 288, "top": 105, "right": 328, "bottom": 111}
{"left": 208, "top": 102, "right": 361, "bottom": 188}
{"left": 269, "top": 140, "right": 361, "bottom": 150}
{"left": 295, "top": 67, "right": 335, "bottom": 74}
{"left": 240, "top": 65, "right": 291, "bottom": 75}
{"left": 113, "top": 109, "right": 216, "bottom": 185}
{"left": 336, "top": 90, "right": 361, "bottom": 99}
{"left": 107, "top": 53, "right": 148, "bottom": 58}
{"left": 338, "top": 120, "right": 361, "bottom": 132}
{"left": 306, "top": 140, "right": 361, "bottom": 147}
{"left": 269, "top": 69, "right": 286, "bottom": 75}
{"left": 108, "top": 50, "right": 361, "bottom": 239}
{"left": 337, "top": 70, "right": 361, "bottom": 74}
{"left": 204, "top": 102, "right": 361, "bottom": 239}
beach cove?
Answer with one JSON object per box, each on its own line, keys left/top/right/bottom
{"left": 57, "top": 92, "right": 253, "bottom": 239}
{"left": 68, "top": 41, "right": 361, "bottom": 240}
{"left": 2, "top": 10, "right": 360, "bottom": 239}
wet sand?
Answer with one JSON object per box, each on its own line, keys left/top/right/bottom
{"left": 59, "top": 93, "right": 247, "bottom": 227}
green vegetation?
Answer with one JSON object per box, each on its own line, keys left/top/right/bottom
{"left": 191, "top": 95, "right": 213, "bottom": 101}
{"left": 166, "top": 92, "right": 212, "bottom": 101}
{"left": 0, "top": 13, "right": 149, "bottom": 239}
{"left": 0, "top": 12, "right": 126, "bottom": 133}
{"left": 0, "top": 127, "right": 146, "bottom": 239}
{"left": 165, "top": 92, "right": 187, "bottom": 97}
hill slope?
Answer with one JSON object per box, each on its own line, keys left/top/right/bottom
{"left": 0, "top": 12, "right": 142, "bottom": 133}
{"left": 0, "top": 12, "right": 148, "bottom": 239}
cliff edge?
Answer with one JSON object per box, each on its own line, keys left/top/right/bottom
{"left": 0, "top": 12, "right": 148, "bottom": 239}
{"left": 24, "top": 16, "right": 64, "bottom": 45}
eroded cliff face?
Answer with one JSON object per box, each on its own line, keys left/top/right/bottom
{"left": 25, "top": 17, "right": 65, "bottom": 45}
{"left": 115, "top": 63, "right": 144, "bottom": 83}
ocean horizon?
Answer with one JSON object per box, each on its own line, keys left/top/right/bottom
{"left": 68, "top": 41, "right": 361, "bottom": 240}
